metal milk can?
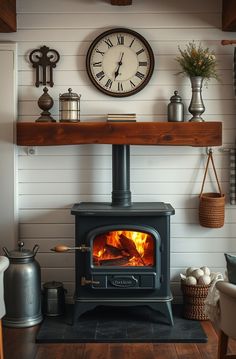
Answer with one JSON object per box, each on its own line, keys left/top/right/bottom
{"left": 2, "top": 241, "right": 43, "bottom": 327}
{"left": 167, "top": 90, "right": 184, "bottom": 122}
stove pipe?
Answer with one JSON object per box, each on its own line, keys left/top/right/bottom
{"left": 111, "top": 144, "right": 132, "bottom": 207}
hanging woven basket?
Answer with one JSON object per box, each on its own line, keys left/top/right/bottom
{"left": 199, "top": 150, "right": 225, "bottom": 228}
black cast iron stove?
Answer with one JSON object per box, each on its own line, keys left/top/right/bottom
{"left": 71, "top": 145, "right": 175, "bottom": 325}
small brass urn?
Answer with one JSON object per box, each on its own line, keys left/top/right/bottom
{"left": 59, "top": 88, "right": 81, "bottom": 122}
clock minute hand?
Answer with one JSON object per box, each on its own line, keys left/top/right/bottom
{"left": 114, "top": 52, "right": 124, "bottom": 80}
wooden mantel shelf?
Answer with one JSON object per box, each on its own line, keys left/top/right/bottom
{"left": 17, "top": 121, "right": 222, "bottom": 147}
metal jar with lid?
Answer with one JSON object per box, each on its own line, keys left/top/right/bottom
{"left": 59, "top": 88, "right": 81, "bottom": 122}
{"left": 167, "top": 90, "right": 184, "bottom": 122}
{"left": 42, "top": 281, "right": 67, "bottom": 317}
{"left": 2, "top": 241, "right": 42, "bottom": 327}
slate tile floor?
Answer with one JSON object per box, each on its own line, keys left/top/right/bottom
{"left": 36, "top": 304, "right": 207, "bottom": 343}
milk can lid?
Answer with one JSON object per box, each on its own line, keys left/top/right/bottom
{"left": 43, "top": 281, "right": 63, "bottom": 289}
{"left": 2, "top": 241, "right": 39, "bottom": 259}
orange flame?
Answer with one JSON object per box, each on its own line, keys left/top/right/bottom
{"left": 93, "top": 230, "right": 154, "bottom": 267}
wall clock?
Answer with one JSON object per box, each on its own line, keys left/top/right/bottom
{"left": 86, "top": 28, "right": 155, "bottom": 97}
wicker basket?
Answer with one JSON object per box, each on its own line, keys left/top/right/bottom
{"left": 199, "top": 193, "right": 225, "bottom": 228}
{"left": 199, "top": 151, "right": 225, "bottom": 228}
{"left": 181, "top": 281, "right": 211, "bottom": 320}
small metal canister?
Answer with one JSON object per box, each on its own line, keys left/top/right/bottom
{"left": 59, "top": 88, "right": 81, "bottom": 122}
{"left": 2, "top": 241, "right": 42, "bottom": 328}
{"left": 42, "top": 281, "right": 67, "bottom": 317}
{"left": 167, "top": 90, "right": 184, "bottom": 122}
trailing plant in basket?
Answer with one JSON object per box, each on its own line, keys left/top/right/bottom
{"left": 175, "top": 41, "right": 219, "bottom": 82}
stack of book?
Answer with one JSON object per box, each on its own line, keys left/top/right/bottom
{"left": 107, "top": 113, "right": 136, "bottom": 122}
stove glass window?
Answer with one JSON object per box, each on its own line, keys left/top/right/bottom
{"left": 92, "top": 230, "right": 154, "bottom": 267}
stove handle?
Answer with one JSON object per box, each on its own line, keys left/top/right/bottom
{"left": 81, "top": 277, "right": 100, "bottom": 286}
{"left": 51, "top": 244, "right": 91, "bottom": 253}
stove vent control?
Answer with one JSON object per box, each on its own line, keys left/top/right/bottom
{"left": 81, "top": 277, "right": 100, "bottom": 286}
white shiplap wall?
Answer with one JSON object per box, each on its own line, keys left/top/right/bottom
{"left": 1, "top": 0, "right": 236, "bottom": 302}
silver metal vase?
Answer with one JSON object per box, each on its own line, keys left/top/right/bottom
{"left": 188, "top": 76, "right": 205, "bottom": 122}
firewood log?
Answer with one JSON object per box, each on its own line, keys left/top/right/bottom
{"left": 119, "top": 234, "right": 145, "bottom": 265}
{"left": 105, "top": 244, "right": 126, "bottom": 257}
{"left": 99, "top": 256, "right": 131, "bottom": 266}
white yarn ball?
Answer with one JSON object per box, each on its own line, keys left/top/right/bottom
{"left": 186, "top": 267, "right": 197, "bottom": 276}
{"left": 200, "top": 266, "right": 211, "bottom": 276}
{"left": 185, "top": 276, "right": 197, "bottom": 286}
{"left": 191, "top": 268, "right": 204, "bottom": 279}
{"left": 198, "top": 275, "right": 211, "bottom": 285}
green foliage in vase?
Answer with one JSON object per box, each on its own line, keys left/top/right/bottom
{"left": 176, "top": 42, "right": 219, "bottom": 81}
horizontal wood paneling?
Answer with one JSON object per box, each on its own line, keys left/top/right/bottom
{"left": 19, "top": 54, "right": 232, "bottom": 72}
{"left": 18, "top": 181, "right": 228, "bottom": 196}
{"left": 18, "top": 69, "right": 233, "bottom": 87}
{"left": 17, "top": 13, "right": 221, "bottom": 29}
{"left": 2, "top": 28, "right": 236, "bottom": 42}
{"left": 18, "top": 154, "right": 224, "bottom": 170}
{"left": 0, "top": 0, "right": 234, "bottom": 301}
{"left": 16, "top": 194, "right": 217, "bottom": 210}
{"left": 18, "top": 84, "right": 235, "bottom": 102}
{"left": 17, "top": 168, "right": 228, "bottom": 184}
{"left": 17, "top": 40, "right": 234, "bottom": 56}
{"left": 17, "top": 0, "right": 221, "bottom": 14}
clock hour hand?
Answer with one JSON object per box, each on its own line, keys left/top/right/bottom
{"left": 114, "top": 52, "right": 124, "bottom": 80}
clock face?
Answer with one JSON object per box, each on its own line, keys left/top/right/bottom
{"left": 86, "top": 28, "right": 155, "bottom": 97}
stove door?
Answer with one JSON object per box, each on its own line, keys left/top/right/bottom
{"left": 85, "top": 224, "right": 161, "bottom": 290}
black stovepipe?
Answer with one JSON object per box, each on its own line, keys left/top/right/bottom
{"left": 111, "top": 144, "right": 132, "bottom": 207}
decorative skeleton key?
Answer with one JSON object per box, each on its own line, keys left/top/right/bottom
{"left": 29, "top": 45, "right": 60, "bottom": 87}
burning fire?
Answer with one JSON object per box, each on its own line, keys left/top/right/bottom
{"left": 93, "top": 230, "right": 154, "bottom": 267}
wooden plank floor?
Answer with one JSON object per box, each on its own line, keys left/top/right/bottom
{"left": 3, "top": 321, "right": 235, "bottom": 359}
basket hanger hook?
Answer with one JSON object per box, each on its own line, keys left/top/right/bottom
{"left": 206, "top": 147, "right": 213, "bottom": 155}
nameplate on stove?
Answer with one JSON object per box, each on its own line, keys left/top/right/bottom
{"left": 109, "top": 276, "right": 138, "bottom": 288}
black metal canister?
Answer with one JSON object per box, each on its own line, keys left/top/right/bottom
{"left": 42, "top": 281, "right": 66, "bottom": 316}
{"left": 2, "top": 241, "right": 42, "bottom": 327}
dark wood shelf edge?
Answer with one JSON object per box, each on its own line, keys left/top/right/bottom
{"left": 0, "top": 0, "right": 16, "bottom": 32}
{"left": 222, "top": 0, "right": 236, "bottom": 31}
{"left": 16, "top": 121, "right": 222, "bottom": 147}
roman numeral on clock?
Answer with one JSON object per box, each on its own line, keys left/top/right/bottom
{"left": 118, "top": 82, "right": 123, "bottom": 91}
{"left": 135, "top": 71, "right": 145, "bottom": 80}
{"left": 105, "top": 79, "right": 113, "bottom": 89}
{"left": 129, "top": 38, "right": 135, "bottom": 48}
{"left": 95, "top": 49, "right": 105, "bottom": 56}
{"left": 104, "top": 38, "right": 113, "bottom": 48}
{"left": 117, "top": 35, "right": 124, "bottom": 45}
{"left": 130, "top": 80, "right": 136, "bottom": 88}
{"left": 139, "top": 61, "right": 147, "bottom": 66}
{"left": 93, "top": 62, "right": 102, "bottom": 67}
{"left": 96, "top": 71, "right": 105, "bottom": 81}
{"left": 136, "top": 48, "right": 144, "bottom": 56}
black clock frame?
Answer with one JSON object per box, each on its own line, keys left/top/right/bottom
{"left": 86, "top": 28, "right": 155, "bottom": 97}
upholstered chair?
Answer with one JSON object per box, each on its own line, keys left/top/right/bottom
{"left": 0, "top": 256, "right": 9, "bottom": 359}
{"left": 216, "top": 280, "right": 236, "bottom": 359}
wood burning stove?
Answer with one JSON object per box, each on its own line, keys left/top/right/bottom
{"left": 70, "top": 144, "right": 175, "bottom": 325}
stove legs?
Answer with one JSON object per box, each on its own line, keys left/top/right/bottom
{"left": 72, "top": 300, "right": 174, "bottom": 326}
{"left": 149, "top": 301, "right": 174, "bottom": 326}
{"left": 71, "top": 302, "right": 97, "bottom": 325}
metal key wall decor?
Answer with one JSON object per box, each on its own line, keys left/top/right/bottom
{"left": 29, "top": 45, "right": 60, "bottom": 87}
